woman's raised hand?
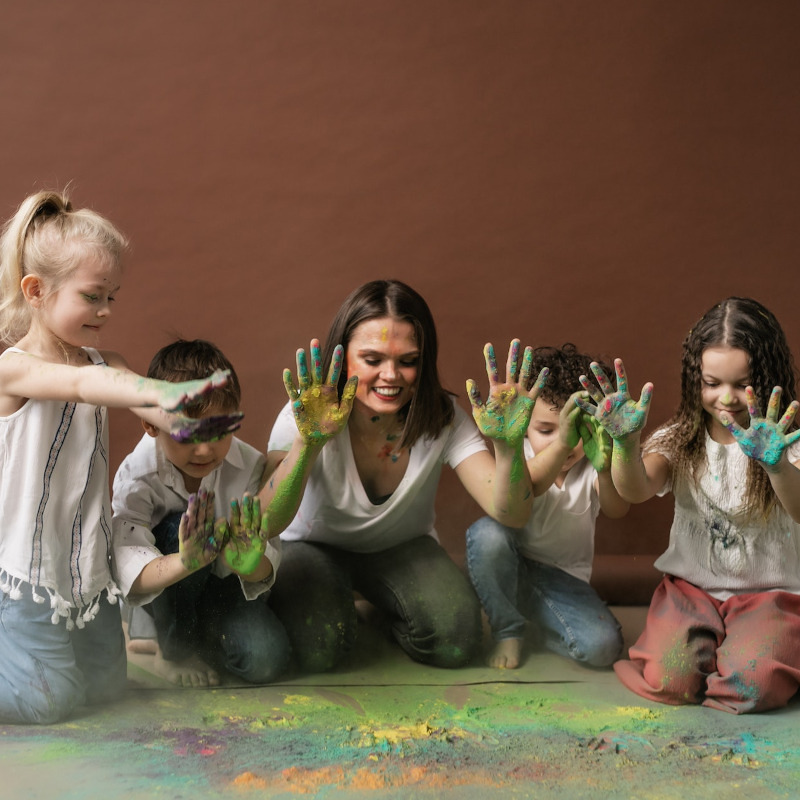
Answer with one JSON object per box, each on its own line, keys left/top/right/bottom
{"left": 576, "top": 358, "right": 652, "bottom": 441}
{"left": 467, "top": 339, "right": 548, "bottom": 447}
{"left": 178, "top": 489, "right": 228, "bottom": 572}
{"left": 283, "top": 339, "right": 358, "bottom": 445}
{"left": 720, "top": 386, "right": 800, "bottom": 469}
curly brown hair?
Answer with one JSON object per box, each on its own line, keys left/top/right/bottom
{"left": 527, "top": 343, "right": 611, "bottom": 409}
{"left": 645, "top": 297, "right": 797, "bottom": 518}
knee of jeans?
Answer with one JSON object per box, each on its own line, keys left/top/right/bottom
{"left": 225, "top": 638, "right": 291, "bottom": 684}
{"left": 577, "top": 626, "right": 624, "bottom": 667}
{"left": 22, "top": 672, "right": 84, "bottom": 725}
{"left": 467, "top": 518, "right": 515, "bottom": 559}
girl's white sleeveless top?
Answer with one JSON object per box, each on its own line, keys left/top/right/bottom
{"left": 0, "top": 347, "right": 120, "bottom": 628}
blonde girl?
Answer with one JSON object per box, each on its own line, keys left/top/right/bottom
{"left": 0, "top": 191, "right": 231, "bottom": 724}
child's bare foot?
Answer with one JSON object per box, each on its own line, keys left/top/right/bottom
{"left": 127, "top": 638, "right": 158, "bottom": 655}
{"left": 489, "top": 638, "right": 522, "bottom": 669}
{"left": 153, "top": 649, "right": 221, "bottom": 687}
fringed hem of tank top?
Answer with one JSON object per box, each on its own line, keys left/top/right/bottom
{"left": 0, "top": 569, "right": 123, "bottom": 630}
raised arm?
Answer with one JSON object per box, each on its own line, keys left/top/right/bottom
{"left": 720, "top": 386, "right": 800, "bottom": 522}
{"left": 458, "top": 339, "right": 548, "bottom": 526}
{"left": 257, "top": 339, "right": 357, "bottom": 535}
{"left": 576, "top": 358, "right": 667, "bottom": 503}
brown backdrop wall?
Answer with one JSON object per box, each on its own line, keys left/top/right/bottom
{"left": 2, "top": 1, "right": 799, "bottom": 570}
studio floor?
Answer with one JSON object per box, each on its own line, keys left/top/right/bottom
{"left": 2, "top": 607, "right": 800, "bottom": 800}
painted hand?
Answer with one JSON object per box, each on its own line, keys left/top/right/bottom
{"left": 178, "top": 489, "right": 227, "bottom": 572}
{"left": 283, "top": 339, "right": 358, "bottom": 445}
{"left": 720, "top": 386, "right": 800, "bottom": 469}
{"left": 576, "top": 359, "right": 653, "bottom": 441}
{"left": 159, "top": 369, "right": 231, "bottom": 413}
{"left": 559, "top": 392, "right": 585, "bottom": 450}
{"left": 169, "top": 411, "right": 244, "bottom": 443}
{"left": 578, "top": 412, "right": 613, "bottom": 472}
{"left": 466, "top": 339, "right": 549, "bottom": 448}
{"left": 223, "top": 493, "right": 269, "bottom": 575}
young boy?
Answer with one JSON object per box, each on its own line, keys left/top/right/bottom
{"left": 466, "top": 343, "right": 629, "bottom": 670}
{"left": 112, "top": 339, "right": 289, "bottom": 687}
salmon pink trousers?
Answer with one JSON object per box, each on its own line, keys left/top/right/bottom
{"left": 614, "top": 575, "right": 800, "bottom": 714}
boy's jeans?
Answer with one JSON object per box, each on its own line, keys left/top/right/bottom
{"left": 0, "top": 584, "right": 126, "bottom": 724}
{"left": 466, "top": 516, "right": 623, "bottom": 666}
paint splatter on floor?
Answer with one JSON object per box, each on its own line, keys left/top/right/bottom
{"left": 3, "top": 609, "right": 800, "bottom": 799}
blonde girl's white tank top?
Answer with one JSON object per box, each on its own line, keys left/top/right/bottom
{"left": 0, "top": 347, "right": 121, "bottom": 628}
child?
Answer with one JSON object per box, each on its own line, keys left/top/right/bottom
{"left": 112, "top": 339, "right": 290, "bottom": 688}
{"left": 466, "top": 344, "right": 629, "bottom": 670}
{"left": 0, "top": 191, "right": 235, "bottom": 724}
{"left": 578, "top": 297, "right": 800, "bottom": 714}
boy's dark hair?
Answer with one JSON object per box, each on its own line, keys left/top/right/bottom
{"left": 147, "top": 339, "right": 241, "bottom": 416}
{"left": 527, "top": 343, "right": 610, "bottom": 409}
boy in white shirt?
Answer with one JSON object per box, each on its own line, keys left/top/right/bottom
{"left": 112, "top": 340, "right": 288, "bottom": 687}
{"left": 466, "top": 344, "right": 629, "bottom": 669}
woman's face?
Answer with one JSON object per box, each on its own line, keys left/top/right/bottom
{"left": 346, "top": 316, "right": 419, "bottom": 417}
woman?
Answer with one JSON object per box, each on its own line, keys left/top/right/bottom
{"left": 259, "top": 279, "right": 545, "bottom": 672}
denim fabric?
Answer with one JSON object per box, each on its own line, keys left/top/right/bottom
{"left": 269, "top": 535, "right": 482, "bottom": 673}
{"left": 146, "top": 512, "right": 290, "bottom": 683}
{"left": 0, "top": 584, "right": 126, "bottom": 724}
{"left": 466, "top": 516, "right": 623, "bottom": 667}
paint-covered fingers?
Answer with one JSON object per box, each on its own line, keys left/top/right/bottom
{"left": 779, "top": 399, "right": 800, "bottom": 433}
{"left": 296, "top": 348, "right": 311, "bottom": 390}
{"left": 283, "top": 368, "right": 300, "bottom": 401}
{"left": 483, "top": 343, "right": 499, "bottom": 385}
{"left": 637, "top": 383, "right": 654, "bottom": 415}
{"left": 505, "top": 339, "right": 521, "bottom": 383}
{"left": 526, "top": 366, "right": 548, "bottom": 402}
{"left": 466, "top": 378, "right": 483, "bottom": 411}
{"left": 309, "top": 339, "right": 324, "bottom": 384}
{"left": 578, "top": 374, "right": 603, "bottom": 405}
{"left": 326, "top": 344, "right": 344, "bottom": 386}
{"left": 613, "top": 359, "right": 629, "bottom": 397}
{"left": 590, "top": 362, "right": 616, "bottom": 397}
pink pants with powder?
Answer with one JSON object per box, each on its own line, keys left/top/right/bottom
{"left": 614, "top": 575, "right": 800, "bottom": 714}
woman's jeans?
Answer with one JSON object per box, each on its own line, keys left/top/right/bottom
{"left": 0, "top": 584, "right": 126, "bottom": 724}
{"left": 466, "top": 516, "right": 623, "bottom": 666}
{"left": 269, "top": 535, "right": 482, "bottom": 673}
{"left": 145, "top": 512, "right": 290, "bottom": 684}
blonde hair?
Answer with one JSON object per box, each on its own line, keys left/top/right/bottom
{"left": 0, "top": 190, "right": 128, "bottom": 346}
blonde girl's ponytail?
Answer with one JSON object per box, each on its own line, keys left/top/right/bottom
{"left": 0, "top": 190, "right": 128, "bottom": 347}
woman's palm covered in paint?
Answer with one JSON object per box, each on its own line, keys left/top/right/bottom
{"left": 284, "top": 339, "right": 358, "bottom": 445}
{"left": 467, "top": 339, "right": 548, "bottom": 448}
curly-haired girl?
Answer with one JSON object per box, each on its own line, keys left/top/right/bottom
{"left": 578, "top": 297, "right": 800, "bottom": 713}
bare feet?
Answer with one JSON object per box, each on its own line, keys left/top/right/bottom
{"left": 153, "top": 649, "right": 221, "bottom": 688}
{"left": 126, "top": 638, "right": 158, "bottom": 655}
{"left": 489, "top": 638, "right": 522, "bottom": 669}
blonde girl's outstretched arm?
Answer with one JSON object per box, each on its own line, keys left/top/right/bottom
{"left": 257, "top": 339, "right": 358, "bottom": 538}
{"left": 458, "top": 339, "right": 549, "bottom": 527}
{"left": 576, "top": 358, "right": 669, "bottom": 503}
{"left": 0, "top": 348, "right": 230, "bottom": 412}
{"left": 720, "top": 386, "right": 800, "bottom": 522}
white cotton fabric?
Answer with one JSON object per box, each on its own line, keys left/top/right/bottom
{"left": 267, "top": 398, "right": 488, "bottom": 552}
{"left": 0, "top": 346, "right": 121, "bottom": 628}
{"left": 516, "top": 440, "right": 599, "bottom": 583}
{"left": 111, "top": 433, "right": 279, "bottom": 605}
{"left": 650, "top": 425, "right": 800, "bottom": 600}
